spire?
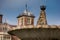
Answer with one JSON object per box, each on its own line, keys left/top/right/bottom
{"left": 4, "top": 18, "right": 7, "bottom": 24}
{"left": 25, "top": 4, "right": 28, "bottom": 11}
{"left": 5, "top": 18, "right": 7, "bottom": 23}
{"left": 23, "top": 4, "right": 28, "bottom": 14}
{"left": 4, "top": 18, "right": 8, "bottom": 32}
{"left": 37, "top": 5, "right": 47, "bottom": 25}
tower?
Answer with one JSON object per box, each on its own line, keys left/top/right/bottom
{"left": 17, "top": 4, "right": 35, "bottom": 29}
{"left": 0, "top": 14, "right": 3, "bottom": 23}
{"left": 37, "top": 5, "right": 47, "bottom": 28}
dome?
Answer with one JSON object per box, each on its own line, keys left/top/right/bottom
{"left": 23, "top": 10, "right": 33, "bottom": 16}
{"left": 17, "top": 10, "right": 35, "bottom": 18}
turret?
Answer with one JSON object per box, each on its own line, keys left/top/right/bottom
{"left": 0, "top": 14, "right": 3, "bottom": 23}
{"left": 37, "top": 5, "right": 47, "bottom": 28}
{"left": 17, "top": 4, "right": 35, "bottom": 29}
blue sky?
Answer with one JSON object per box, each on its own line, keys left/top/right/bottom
{"left": 0, "top": 0, "right": 60, "bottom": 25}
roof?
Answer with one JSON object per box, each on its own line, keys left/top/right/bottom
{"left": 17, "top": 10, "right": 35, "bottom": 18}
{"left": 8, "top": 28, "right": 60, "bottom": 40}
{"left": 3, "top": 23, "right": 17, "bottom": 27}
{"left": 9, "top": 25, "right": 17, "bottom": 27}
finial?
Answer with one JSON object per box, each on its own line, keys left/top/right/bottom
{"left": 40, "top": 5, "right": 46, "bottom": 10}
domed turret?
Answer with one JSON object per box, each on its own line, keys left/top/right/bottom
{"left": 17, "top": 4, "right": 35, "bottom": 29}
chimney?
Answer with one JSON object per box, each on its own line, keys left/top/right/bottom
{"left": 0, "top": 14, "right": 3, "bottom": 23}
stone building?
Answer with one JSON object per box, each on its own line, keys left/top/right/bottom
{"left": 0, "top": 4, "right": 60, "bottom": 40}
{"left": 8, "top": 5, "right": 60, "bottom": 40}
{"left": 17, "top": 9, "right": 35, "bottom": 29}
{"left": 0, "top": 14, "right": 17, "bottom": 40}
